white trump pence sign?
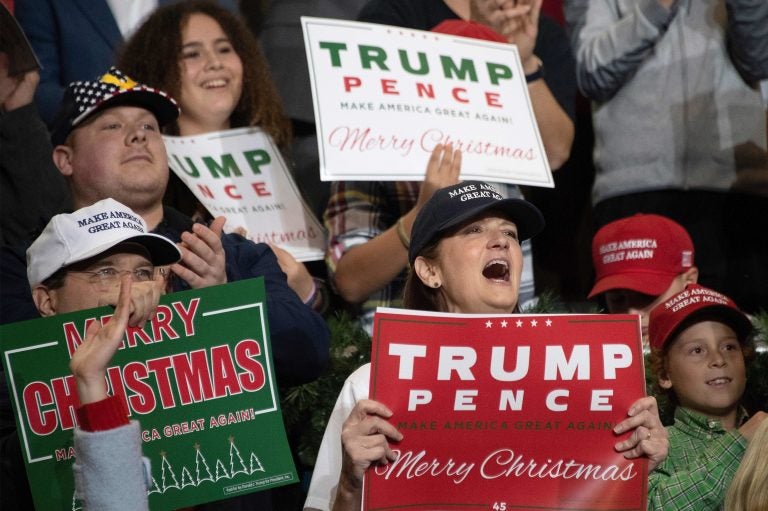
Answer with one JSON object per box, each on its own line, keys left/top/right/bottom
{"left": 302, "top": 17, "right": 552, "bottom": 187}
{"left": 165, "top": 128, "right": 325, "bottom": 261}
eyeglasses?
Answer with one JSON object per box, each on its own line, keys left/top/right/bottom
{"left": 67, "top": 267, "right": 168, "bottom": 289}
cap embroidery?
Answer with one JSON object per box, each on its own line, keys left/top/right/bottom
{"left": 663, "top": 286, "right": 729, "bottom": 312}
{"left": 599, "top": 238, "right": 657, "bottom": 264}
{"left": 101, "top": 70, "right": 138, "bottom": 90}
{"left": 447, "top": 183, "right": 502, "bottom": 202}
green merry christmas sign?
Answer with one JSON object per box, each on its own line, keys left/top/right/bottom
{"left": 0, "top": 278, "right": 297, "bottom": 510}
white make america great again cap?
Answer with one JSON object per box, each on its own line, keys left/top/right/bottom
{"left": 27, "top": 198, "right": 181, "bottom": 286}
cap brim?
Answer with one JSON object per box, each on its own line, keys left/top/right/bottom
{"left": 64, "top": 233, "right": 181, "bottom": 271}
{"left": 52, "top": 88, "right": 179, "bottom": 146}
{"left": 435, "top": 197, "right": 545, "bottom": 243}
{"left": 653, "top": 305, "right": 753, "bottom": 350}
{"left": 126, "top": 234, "right": 183, "bottom": 267}
{"left": 588, "top": 271, "right": 677, "bottom": 299}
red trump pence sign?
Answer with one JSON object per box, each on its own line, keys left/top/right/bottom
{"left": 365, "top": 309, "right": 647, "bottom": 511}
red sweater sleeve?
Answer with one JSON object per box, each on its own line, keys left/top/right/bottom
{"left": 76, "top": 395, "right": 129, "bottom": 432}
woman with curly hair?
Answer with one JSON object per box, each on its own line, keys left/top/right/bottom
{"left": 117, "top": 0, "right": 325, "bottom": 313}
{"left": 117, "top": 0, "right": 290, "bottom": 147}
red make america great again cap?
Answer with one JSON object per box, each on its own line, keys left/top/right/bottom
{"left": 588, "top": 214, "right": 694, "bottom": 299}
{"left": 649, "top": 284, "right": 752, "bottom": 350}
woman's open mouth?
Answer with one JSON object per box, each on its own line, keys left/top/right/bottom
{"left": 482, "top": 259, "right": 509, "bottom": 282}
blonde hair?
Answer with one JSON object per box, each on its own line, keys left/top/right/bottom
{"left": 725, "top": 418, "right": 768, "bottom": 511}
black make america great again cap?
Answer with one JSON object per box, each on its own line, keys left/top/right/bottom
{"left": 408, "top": 181, "right": 545, "bottom": 264}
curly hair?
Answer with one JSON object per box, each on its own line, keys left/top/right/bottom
{"left": 116, "top": 0, "right": 291, "bottom": 150}
{"left": 649, "top": 315, "right": 756, "bottom": 409}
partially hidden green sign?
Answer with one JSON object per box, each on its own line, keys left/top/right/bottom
{"left": 0, "top": 277, "right": 297, "bottom": 510}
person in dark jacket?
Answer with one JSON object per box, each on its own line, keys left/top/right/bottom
{"left": 0, "top": 68, "right": 330, "bottom": 510}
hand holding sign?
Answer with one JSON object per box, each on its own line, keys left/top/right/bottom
{"left": 614, "top": 395, "right": 669, "bottom": 471}
{"left": 337, "top": 399, "right": 403, "bottom": 505}
{"left": 416, "top": 144, "right": 462, "bottom": 211}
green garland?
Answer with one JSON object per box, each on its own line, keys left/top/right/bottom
{"left": 282, "top": 306, "right": 768, "bottom": 469}
{"left": 280, "top": 312, "right": 371, "bottom": 467}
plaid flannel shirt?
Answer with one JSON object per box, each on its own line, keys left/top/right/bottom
{"left": 648, "top": 407, "right": 748, "bottom": 511}
{"left": 324, "top": 180, "right": 535, "bottom": 334}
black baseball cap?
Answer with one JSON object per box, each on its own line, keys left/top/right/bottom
{"left": 408, "top": 181, "right": 545, "bottom": 264}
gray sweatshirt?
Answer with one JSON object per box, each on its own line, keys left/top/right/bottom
{"left": 73, "top": 422, "right": 149, "bottom": 511}
{"left": 565, "top": 0, "right": 768, "bottom": 204}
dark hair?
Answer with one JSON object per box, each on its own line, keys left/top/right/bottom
{"left": 116, "top": 0, "right": 291, "bottom": 150}
{"left": 41, "top": 267, "right": 68, "bottom": 290}
{"left": 402, "top": 238, "right": 446, "bottom": 312}
{"left": 403, "top": 210, "right": 523, "bottom": 313}
{"left": 649, "top": 314, "right": 756, "bottom": 408}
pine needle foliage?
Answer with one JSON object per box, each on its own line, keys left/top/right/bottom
{"left": 280, "top": 311, "right": 371, "bottom": 467}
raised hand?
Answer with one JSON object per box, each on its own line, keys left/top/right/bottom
{"left": 0, "top": 52, "right": 39, "bottom": 111}
{"left": 70, "top": 276, "right": 134, "bottom": 405}
{"left": 416, "top": 143, "right": 462, "bottom": 210}
{"left": 470, "top": 0, "right": 542, "bottom": 71}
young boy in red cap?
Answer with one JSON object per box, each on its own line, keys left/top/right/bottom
{"left": 647, "top": 284, "right": 767, "bottom": 510}
{"left": 589, "top": 214, "right": 699, "bottom": 347}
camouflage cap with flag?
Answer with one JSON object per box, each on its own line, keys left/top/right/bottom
{"left": 50, "top": 67, "right": 179, "bottom": 145}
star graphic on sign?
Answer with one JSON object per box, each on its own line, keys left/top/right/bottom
{"left": 530, "top": 319, "right": 538, "bottom": 327}
{"left": 501, "top": 320, "right": 508, "bottom": 328}
{"left": 516, "top": 320, "right": 523, "bottom": 327}
{"left": 485, "top": 320, "right": 493, "bottom": 328}
{"left": 546, "top": 319, "right": 553, "bottom": 327}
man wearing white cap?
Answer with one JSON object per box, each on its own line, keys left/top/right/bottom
{"left": 25, "top": 198, "right": 181, "bottom": 511}
{"left": 1, "top": 68, "right": 329, "bottom": 510}
{"left": 27, "top": 197, "right": 181, "bottom": 320}
{"left": 2, "top": 67, "right": 329, "bottom": 387}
